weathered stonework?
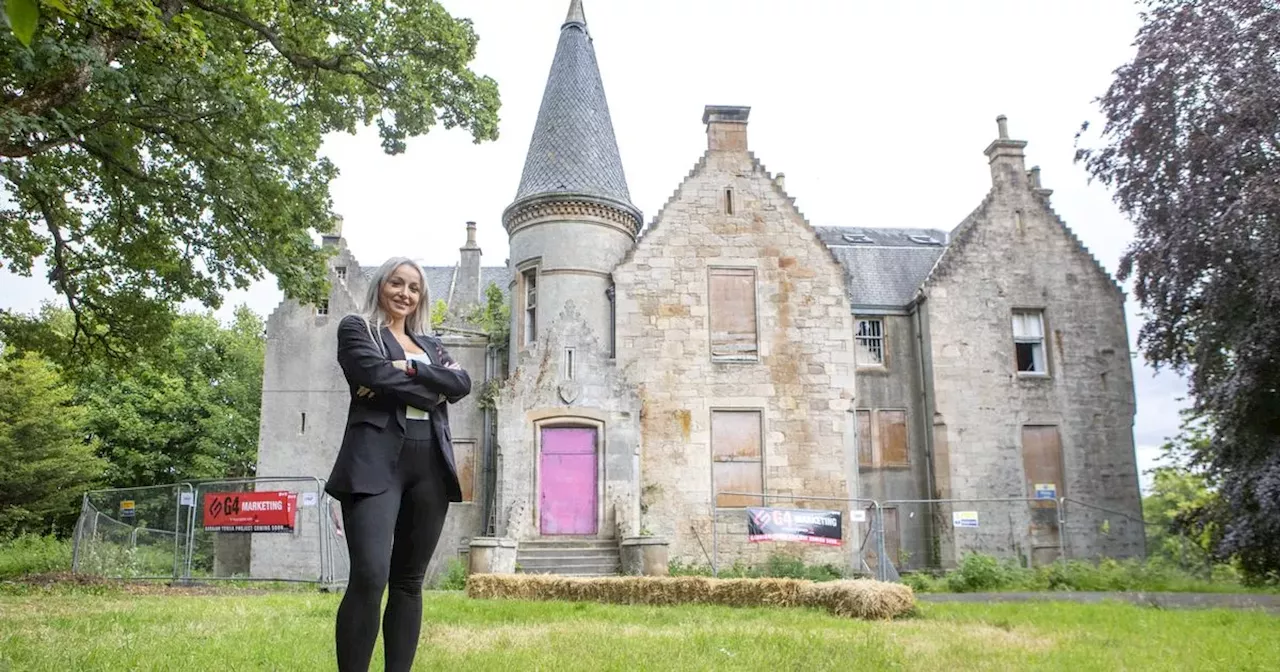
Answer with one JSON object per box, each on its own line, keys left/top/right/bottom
{"left": 493, "top": 300, "right": 642, "bottom": 541}
{"left": 613, "top": 111, "right": 859, "bottom": 571}
{"left": 922, "top": 123, "right": 1143, "bottom": 566}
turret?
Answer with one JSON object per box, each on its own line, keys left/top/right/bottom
{"left": 502, "top": 0, "right": 640, "bottom": 367}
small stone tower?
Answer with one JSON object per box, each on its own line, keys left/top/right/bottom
{"left": 501, "top": 0, "right": 642, "bottom": 365}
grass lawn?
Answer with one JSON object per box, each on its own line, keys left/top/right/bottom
{"left": 0, "top": 586, "right": 1276, "bottom": 670}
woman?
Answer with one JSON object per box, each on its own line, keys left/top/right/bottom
{"left": 324, "top": 256, "right": 471, "bottom": 672}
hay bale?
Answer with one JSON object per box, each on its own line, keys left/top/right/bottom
{"left": 801, "top": 579, "right": 915, "bottom": 620}
{"left": 465, "top": 573, "right": 915, "bottom": 620}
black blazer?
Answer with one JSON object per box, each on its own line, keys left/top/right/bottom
{"left": 325, "top": 314, "right": 472, "bottom": 501}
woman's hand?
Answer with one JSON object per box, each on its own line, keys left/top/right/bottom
{"left": 445, "top": 361, "right": 462, "bottom": 371}
{"left": 390, "top": 360, "right": 408, "bottom": 371}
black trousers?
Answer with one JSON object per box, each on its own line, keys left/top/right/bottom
{"left": 336, "top": 420, "right": 450, "bottom": 672}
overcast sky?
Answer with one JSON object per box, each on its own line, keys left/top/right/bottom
{"left": 0, "top": 0, "right": 1188, "bottom": 490}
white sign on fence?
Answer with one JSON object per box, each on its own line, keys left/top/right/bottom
{"left": 952, "top": 511, "right": 979, "bottom": 528}
{"left": 850, "top": 509, "right": 867, "bottom": 523}
{"left": 301, "top": 492, "right": 318, "bottom": 507}
{"left": 179, "top": 492, "right": 194, "bottom": 507}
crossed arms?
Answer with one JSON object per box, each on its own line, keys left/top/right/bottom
{"left": 336, "top": 315, "right": 471, "bottom": 410}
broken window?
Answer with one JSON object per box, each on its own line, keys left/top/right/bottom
{"left": 855, "top": 319, "right": 885, "bottom": 367}
{"left": 1013, "top": 310, "right": 1048, "bottom": 374}
{"left": 708, "top": 268, "right": 758, "bottom": 361}
{"left": 316, "top": 299, "right": 329, "bottom": 317}
{"left": 711, "top": 410, "right": 763, "bottom": 507}
{"left": 335, "top": 266, "right": 347, "bottom": 282}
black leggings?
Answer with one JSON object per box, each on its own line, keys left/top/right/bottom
{"left": 336, "top": 423, "right": 450, "bottom": 672}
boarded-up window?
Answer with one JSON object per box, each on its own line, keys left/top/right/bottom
{"left": 709, "top": 268, "right": 758, "bottom": 360}
{"left": 1021, "top": 426, "right": 1064, "bottom": 508}
{"left": 453, "top": 440, "right": 477, "bottom": 503}
{"left": 856, "top": 410, "right": 872, "bottom": 467}
{"left": 712, "top": 410, "right": 763, "bottom": 507}
{"left": 878, "top": 410, "right": 909, "bottom": 467}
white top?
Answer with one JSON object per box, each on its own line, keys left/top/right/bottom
{"left": 404, "top": 352, "right": 432, "bottom": 420}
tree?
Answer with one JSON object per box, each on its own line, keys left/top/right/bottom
{"left": 0, "top": 350, "right": 106, "bottom": 536}
{"left": 1076, "top": 0, "right": 1280, "bottom": 580}
{"left": 1141, "top": 416, "right": 1220, "bottom": 572}
{"left": 2, "top": 304, "right": 266, "bottom": 487}
{"left": 1, "top": 0, "right": 500, "bottom": 353}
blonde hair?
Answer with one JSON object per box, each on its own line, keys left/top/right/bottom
{"left": 359, "top": 257, "right": 431, "bottom": 354}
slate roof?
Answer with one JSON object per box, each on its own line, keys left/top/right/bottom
{"left": 512, "top": 0, "right": 634, "bottom": 210}
{"left": 813, "top": 226, "right": 950, "bottom": 309}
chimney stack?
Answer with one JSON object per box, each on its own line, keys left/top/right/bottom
{"left": 456, "top": 221, "right": 483, "bottom": 312}
{"left": 983, "top": 114, "right": 1029, "bottom": 191}
{"left": 703, "top": 105, "right": 751, "bottom": 152}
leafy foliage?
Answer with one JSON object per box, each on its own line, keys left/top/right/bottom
{"left": 1075, "top": 0, "right": 1280, "bottom": 581}
{"left": 1, "top": 0, "right": 500, "bottom": 353}
{"left": 467, "top": 282, "right": 510, "bottom": 410}
{"left": 1142, "top": 417, "right": 1221, "bottom": 572}
{"left": 2, "top": 304, "right": 266, "bottom": 487}
{"left": 0, "top": 351, "right": 106, "bottom": 536}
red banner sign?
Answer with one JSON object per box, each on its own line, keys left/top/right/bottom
{"left": 202, "top": 491, "right": 297, "bottom": 533}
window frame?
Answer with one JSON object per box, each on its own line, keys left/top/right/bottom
{"left": 855, "top": 317, "right": 887, "bottom": 369}
{"left": 1012, "top": 309, "right": 1049, "bottom": 377}
{"left": 519, "top": 263, "right": 540, "bottom": 347}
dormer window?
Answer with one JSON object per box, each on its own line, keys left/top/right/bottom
{"left": 842, "top": 233, "right": 874, "bottom": 244}
{"left": 908, "top": 234, "right": 942, "bottom": 246}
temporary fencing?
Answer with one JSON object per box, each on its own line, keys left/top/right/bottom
{"left": 711, "top": 491, "right": 890, "bottom": 581}
{"left": 71, "top": 483, "right": 194, "bottom": 580}
{"left": 71, "top": 477, "right": 348, "bottom": 586}
{"left": 882, "top": 497, "right": 1065, "bottom": 570}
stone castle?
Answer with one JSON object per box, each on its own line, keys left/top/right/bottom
{"left": 251, "top": 0, "right": 1143, "bottom": 581}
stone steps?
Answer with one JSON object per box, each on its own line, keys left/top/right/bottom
{"left": 516, "top": 539, "right": 620, "bottom": 577}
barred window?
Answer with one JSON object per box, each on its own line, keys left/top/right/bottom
{"left": 855, "top": 319, "right": 885, "bottom": 366}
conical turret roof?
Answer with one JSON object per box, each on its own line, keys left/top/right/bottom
{"left": 510, "top": 0, "right": 636, "bottom": 217}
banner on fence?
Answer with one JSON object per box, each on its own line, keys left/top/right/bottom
{"left": 952, "top": 511, "right": 979, "bottom": 528}
{"left": 202, "top": 491, "right": 297, "bottom": 533}
{"left": 747, "top": 507, "right": 842, "bottom": 546}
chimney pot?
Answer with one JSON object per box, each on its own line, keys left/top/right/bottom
{"left": 776, "top": 172, "right": 786, "bottom": 191}
{"left": 996, "top": 115, "right": 1009, "bottom": 139}
{"left": 703, "top": 105, "right": 751, "bottom": 152}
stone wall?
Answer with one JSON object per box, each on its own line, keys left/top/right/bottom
{"left": 613, "top": 116, "right": 858, "bottom": 571}
{"left": 923, "top": 129, "right": 1142, "bottom": 566}
{"left": 493, "top": 300, "right": 642, "bottom": 541}
{"left": 852, "top": 312, "right": 933, "bottom": 570}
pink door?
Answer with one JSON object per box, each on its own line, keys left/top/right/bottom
{"left": 539, "top": 427, "right": 598, "bottom": 535}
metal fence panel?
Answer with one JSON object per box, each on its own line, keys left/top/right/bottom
{"left": 711, "top": 491, "right": 886, "bottom": 580}
{"left": 1059, "top": 498, "right": 1149, "bottom": 564}
{"left": 883, "top": 498, "right": 1063, "bottom": 570}
{"left": 71, "top": 483, "right": 194, "bottom": 580}
{"left": 185, "top": 477, "right": 328, "bottom": 583}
